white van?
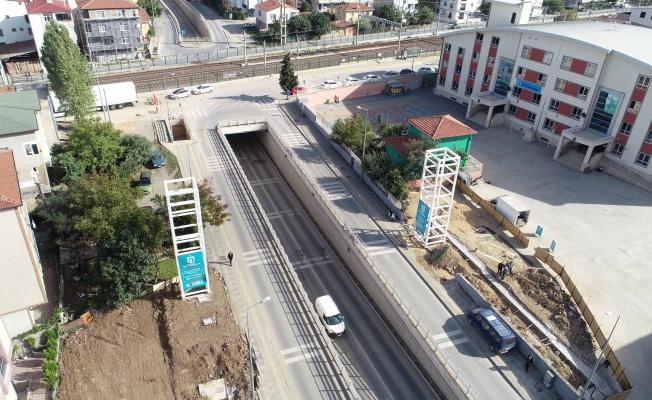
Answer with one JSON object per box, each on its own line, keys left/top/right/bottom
{"left": 315, "top": 295, "right": 345, "bottom": 337}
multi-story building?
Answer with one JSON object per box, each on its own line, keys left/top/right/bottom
{"left": 75, "top": 0, "right": 144, "bottom": 62}
{"left": 333, "top": 3, "right": 374, "bottom": 23}
{"left": 373, "top": 0, "right": 419, "bottom": 14}
{"left": 0, "top": 0, "right": 34, "bottom": 44}
{"left": 254, "top": 0, "right": 298, "bottom": 30}
{"left": 630, "top": 6, "right": 652, "bottom": 28}
{"left": 437, "top": 22, "right": 652, "bottom": 177}
{"left": 0, "top": 149, "right": 47, "bottom": 338}
{"left": 435, "top": 0, "right": 482, "bottom": 25}
{"left": 0, "top": 319, "right": 17, "bottom": 400}
{"left": 26, "top": 0, "right": 78, "bottom": 69}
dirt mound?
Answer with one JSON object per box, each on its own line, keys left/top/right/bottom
{"left": 58, "top": 273, "right": 249, "bottom": 400}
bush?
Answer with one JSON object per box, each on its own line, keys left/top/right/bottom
{"left": 26, "top": 336, "right": 36, "bottom": 348}
{"left": 43, "top": 360, "right": 59, "bottom": 387}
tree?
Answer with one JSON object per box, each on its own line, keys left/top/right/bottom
{"left": 378, "top": 4, "right": 401, "bottom": 23}
{"left": 358, "top": 19, "right": 372, "bottom": 34}
{"left": 331, "top": 113, "right": 374, "bottom": 155}
{"left": 92, "top": 229, "right": 157, "bottom": 308}
{"left": 279, "top": 52, "right": 299, "bottom": 97}
{"left": 542, "top": 0, "right": 564, "bottom": 13}
{"left": 40, "top": 20, "right": 94, "bottom": 120}
{"left": 197, "top": 179, "right": 230, "bottom": 227}
{"left": 137, "top": 0, "right": 162, "bottom": 18}
{"left": 300, "top": 1, "right": 311, "bottom": 12}
{"left": 362, "top": 152, "right": 392, "bottom": 182}
{"left": 267, "top": 20, "right": 282, "bottom": 42}
{"left": 119, "top": 134, "right": 152, "bottom": 178}
{"left": 51, "top": 151, "right": 84, "bottom": 185}
{"left": 288, "top": 14, "right": 312, "bottom": 35}
{"left": 378, "top": 122, "right": 408, "bottom": 138}
{"left": 382, "top": 169, "right": 410, "bottom": 202}
{"left": 401, "top": 136, "right": 440, "bottom": 180}
{"left": 478, "top": 0, "right": 492, "bottom": 16}
{"left": 66, "top": 119, "right": 122, "bottom": 173}
{"left": 32, "top": 190, "right": 80, "bottom": 245}
{"left": 309, "top": 11, "right": 332, "bottom": 36}
{"left": 414, "top": 6, "right": 435, "bottom": 24}
{"left": 218, "top": 0, "right": 233, "bottom": 16}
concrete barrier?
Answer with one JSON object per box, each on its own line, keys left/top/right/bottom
{"left": 169, "top": 0, "right": 212, "bottom": 41}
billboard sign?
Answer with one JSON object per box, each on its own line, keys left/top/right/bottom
{"left": 515, "top": 79, "right": 542, "bottom": 94}
{"left": 177, "top": 250, "right": 207, "bottom": 291}
{"left": 415, "top": 199, "right": 430, "bottom": 236}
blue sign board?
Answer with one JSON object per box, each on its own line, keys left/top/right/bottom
{"left": 180, "top": 30, "right": 186, "bottom": 35}
{"left": 415, "top": 199, "right": 430, "bottom": 236}
{"left": 515, "top": 79, "right": 542, "bottom": 94}
{"left": 177, "top": 250, "right": 207, "bottom": 291}
{"left": 550, "top": 240, "right": 556, "bottom": 253}
{"left": 535, "top": 225, "right": 543, "bottom": 237}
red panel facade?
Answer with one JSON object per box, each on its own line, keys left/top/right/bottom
{"left": 557, "top": 102, "right": 573, "bottom": 118}
{"left": 631, "top": 87, "right": 647, "bottom": 102}
{"left": 563, "top": 81, "right": 580, "bottom": 97}
{"left": 523, "top": 69, "right": 541, "bottom": 84}
{"left": 554, "top": 122, "right": 568, "bottom": 135}
{"left": 453, "top": 74, "right": 460, "bottom": 83}
{"left": 569, "top": 59, "right": 588, "bottom": 75}
{"left": 440, "top": 69, "right": 447, "bottom": 78}
{"left": 615, "top": 133, "right": 630, "bottom": 145}
{"left": 470, "top": 61, "right": 478, "bottom": 70}
{"left": 529, "top": 48, "right": 545, "bottom": 63}
{"left": 519, "top": 89, "right": 534, "bottom": 103}
{"left": 622, "top": 112, "right": 637, "bottom": 125}
{"left": 481, "top": 83, "right": 489, "bottom": 92}
{"left": 488, "top": 46, "right": 498, "bottom": 58}
{"left": 473, "top": 42, "right": 482, "bottom": 53}
{"left": 514, "top": 107, "right": 528, "bottom": 121}
{"left": 640, "top": 142, "right": 652, "bottom": 155}
{"left": 442, "top": 51, "right": 450, "bottom": 63}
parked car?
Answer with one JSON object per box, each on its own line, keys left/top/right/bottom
{"left": 139, "top": 171, "right": 153, "bottom": 193}
{"left": 343, "top": 77, "right": 361, "bottom": 86}
{"left": 400, "top": 69, "right": 415, "bottom": 75}
{"left": 168, "top": 88, "right": 190, "bottom": 99}
{"left": 150, "top": 149, "right": 165, "bottom": 168}
{"left": 290, "top": 86, "right": 307, "bottom": 95}
{"left": 362, "top": 74, "right": 382, "bottom": 82}
{"left": 466, "top": 308, "right": 517, "bottom": 354}
{"left": 191, "top": 84, "right": 213, "bottom": 95}
{"left": 322, "top": 80, "right": 342, "bottom": 89}
{"left": 418, "top": 66, "right": 438, "bottom": 74}
{"left": 244, "top": 22, "right": 255, "bottom": 27}
{"left": 382, "top": 71, "right": 399, "bottom": 79}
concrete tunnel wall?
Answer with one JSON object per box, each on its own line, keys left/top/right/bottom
{"left": 169, "top": 0, "right": 213, "bottom": 40}
{"left": 256, "top": 125, "right": 469, "bottom": 400}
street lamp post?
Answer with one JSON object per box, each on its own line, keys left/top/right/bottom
{"left": 356, "top": 6, "right": 361, "bottom": 45}
{"left": 579, "top": 311, "right": 620, "bottom": 399}
{"left": 357, "top": 106, "right": 369, "bottom": 181}
{"left": 186, "top": 140, "right": 201, "bottom": 177}
{"left": 247, "top": 296, "right": 271, "bottom": 400}
{"left": 163, "top": 73, "right": 175, "bottom": 120}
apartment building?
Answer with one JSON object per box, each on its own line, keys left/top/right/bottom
{"left": 438, "top": 22, "right": 652, "bottom": 176}
{"left": 0, "top": 0, "right": 34, "bottom": 44}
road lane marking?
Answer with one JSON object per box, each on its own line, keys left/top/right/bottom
{"left": 281, "top": 343, "right": 320, "bottom": 364}
{"left": 284, "top": 351, "right": 320, "bottom": 364}
{"left": 431, "top": 329, "right": 469, "bottom": 349}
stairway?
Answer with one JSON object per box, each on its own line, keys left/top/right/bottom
{"left": 469, "top": 110, "right": 488, "bottom": 127}
{"left": 153, "top": 119, "right": 171, "bottom": 143}
{"left": 557, "top": 148, "right": 584, "bottom": 171}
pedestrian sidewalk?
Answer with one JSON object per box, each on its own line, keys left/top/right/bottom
{"left": 11, "top": 355, "right": 50, "bottom": 400}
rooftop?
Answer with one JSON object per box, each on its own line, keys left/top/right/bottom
{"left": 26, "top": 0, "right": 72, "bottom": 14}
{"left": 0, "top": 91, "right": 42, "bottom": 136}
{"left": 77, "top": 0, "right": 139, "bottom": 10}
{"left": 255, "top": 0, "right": 298, "bottom": 12}
{"left": 334, "top": 3, "right": 374, "bottom": 11}
{"left": 407, "top": 114, "right": 477, "bottom": 139}
{"left": 442, "top": 21, "right": 652, "bottom": 68}
{"left": 0, "top": 150, "right": 22, "bottom": 211}
{"left": 383, "top": 135, "right": 419, "bottom": 156}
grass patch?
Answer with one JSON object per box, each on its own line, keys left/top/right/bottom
{"left": 150, "top": 258, "right": 178, "bottom": 281}
{"left": 158, "top": 145, "right": 180, "bottom": 177}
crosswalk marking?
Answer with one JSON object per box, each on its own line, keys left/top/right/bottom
{"left": 242, "top": 248, "right": 274, "bottom": 267}
{"left": 432, "top": 329, "right": 469, "bottom": 349}
{"left": 291, "top": 256, "right": 332, "bottom": 270}
{"left": 280, "top": 343, "right": 320, "bottom": 365}
{"left": 366, "top": 247, "right": 397, "bottom": 257}
{"left": 437, "top": 337, "right": 470, "bottom": 349}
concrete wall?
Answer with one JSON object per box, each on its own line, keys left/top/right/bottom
{"left": 302, "top": 76, "right": 423, "bottom": 106}
{"left": 0, "top": 319, "right": 17, "bottom": 400}
{"left": 170, "top": 0, "right": 212, "bottom": 40}
{"left": 0, "top": 0, "right": 32, "bottom": 44}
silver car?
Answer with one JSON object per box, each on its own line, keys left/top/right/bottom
{"left": 322, "top": 80, "right": 342, "bottom": 89}
{"left": 363, "top": 74, "right": 382, "bottom": 82}
{"left": 169, "top": 88, "right": 190, "bottom": 99}
{"left": 191, "top": 84, "right": 213, "bottom": 95}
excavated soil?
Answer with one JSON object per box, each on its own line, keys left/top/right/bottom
{"left": 404, "top": 190, "right": 596, "bottom": 389}
{"left": 57, "top": 273, "right": 249, "bottom": 400}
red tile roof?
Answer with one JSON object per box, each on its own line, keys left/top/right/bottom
{"left": 77, "top": 0, "right": 139, "bottom": 10}
{"left": 138, "top": 8, "right": 150, "bottom": 23}
{"left": 407, "top": 114, "right": 477, "bottom": 139}
{"left": 255, "top": 0, "right": 297, "bottom": 12}
{"left": 383, "top": 135, "right": 419, "bottom": 156}
{"left": 26, "top": 0, "right": 72, "bottom": 14}
{"left": 0, "top": 150, "right": 22, "bottom": 210}
{"left": 331, "top": 20, "right": 355, "bottom": 28}
{"left": 335, "top": 3, "right": 374, "bottom": 11}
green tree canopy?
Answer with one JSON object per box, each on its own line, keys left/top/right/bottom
{"left": 41, "top": 20, "right": 94, "bottom": 120}
{"left": 300, "top": 1, "right": 311, "bottom": 11}
{"left": 119, "top": 134, "right": 152, "bottom": 177}
{"left": 279, "top": 52, "right": 299, "bottom": 94}
{"left": 137, "top": 0, "right": 162, "bottom": 18}
{"left": 219, "top": 0, "right": 233, "bottom": 15}
{"left": 378, "top": 122, "right": 408, "bottom": 138}
{"left": 414, "top": 6, "right": 435, "bottom": 24}
{"left": 267, "top": 20, "right": 282, "bottom": 42}
{"left": 401, "top": 136, "right": 440, "bottom": 180}
{"left": 378, "top": 4, "right": 402, "bottom": 23}
{"left": 542, "top": 0, "right": 564, "bottom": 13}
{"left": 66, "top": 119, "right": 122, "bottom": 173}
{"left": 362, "top": 152, "right": 392, "bottom": 182}
{"left": 382, "top": 169, "right": 410, "bottom": 202}
{"left": 331, "top": 113, "right": 374, "bottom": 155}
{"left": 309, "top": 11, "right": 332, "bottom": 36}
{"left": 288, "top": 14, "right": 312, "bottom": 34}
{"left": 478, "top": 0, "right": 492, "bottom": 16}
{"left": 151, "top": 179, "right": 229, "bottom": 228}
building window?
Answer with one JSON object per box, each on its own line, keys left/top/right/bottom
{"left": 512, "top": 86, "right": 521, "bottom": 98}
{"left": 122, "top": 37, "right": 129, "bottom": 44}
{"left": 561, "top": 56, "right": 573, "bottom": 70}
{"left": 628, "top": 100, "right": 642, "bottom": 114}
{"left": 23, "top": 141, "right": 39, "bottom": 156}
{"left": 472, "top": 52, "right": 479, "bottom": 62}
{"left": 537, "top": 73, "right": 547, "bottom": 85}
{"left": 532, "top": 93, "right": 542, "bottom": 105}
{"left": 12, "top": 28, "right": 16, "bottom": 32}
{"left": 543, "top": 118, "right": 555, "bottom": 131}
{"left": 118, "top": 10, "right": 126, "bottom": 17}
{"left": 469, "top": 69, "right": 476, "bottom": 79}
{"left": 465, "top": 86, "right": 473, "bottom": 96}
{"left": 554, "top": 78, "right": 566, "bottom": 92}
{"left": 483, "top": 74, "right": 491, "bottom": 85}
{"left": 491, "top": 36, "right": 500, "bottom": 47}
{"left": 452, "top": 81, "right": 459, "bottom": 91}
{"left": 475, "top": 32, "right": 483, "bottom": 42}
{"left": 441, "top": 60, "right": 448, "bottom": 70}
{"left": 454, "top": 64, "right": 462, "bottom": 74}
{"left": 97, "top": 10, "right": 105, "bottom": 18}
{"left": 85, "top": 23, "right": 91, "bottom": 33}
{"left": 0, "top": 29, "right": 3, "bottom": 36}
{"left": 102, "top": 37, "right": 114, "bottom": 45}
{"left": 521, "top": 46, "right": 532, "bottom": 59}
{"left": 635, "top": 152, "right": 650, "bottom": 167}
{"left": 120, "top": 24, "right": 127, "bottom": 31}
{"left": 588, "top": 89, "right": 622, "bottom": 134}
{"left": 645, "top": 130, "right": 652, "bottom": 144}
{"left": 578, "top": 86, "right": 589, "bottom": 100}
{"left": 444, "top": 43, "right": 451, "bottom": 53}
{"left": 526, "top": 111, "right": 536, "bottom": 123}
{"left": 487, "top": 56, "right": 495, "bottom": 67}
{"left": 584, "top": 63, "right": 598, "bottom": 78}
{"left": 439, "top": 75, "right": 446, "bottom": 86}
{"left": 25, "top": 14, "right": 29, "bottom": 23}
{"left": 641, "top": 11, "right": 647, "bottom": 18}
{"left": 542, "top": 51, "right": 553, "bottom": 65}
{"left": 458, "top": 47, "right": 465, "bottom": 57}
{"left": 571, "top": 107, "right": 583, "bottom": 120}
{"left": 611, "top": 143, "right": 624, "bottom": 156}
{"left": 516, "top": 66, "right": 526, "bottom": 78}
{"left": 99, "top": 25, "right": 106, "bottom": 33}
{"left": 619, "top": 122, "right": 633, "bottom": 135}
{"left": 28, "top": 27, "right": 32, "bottom": 35}
{"left": 44, "top": 14, "right": 53, "bottom": 21}
{"left": 508, "top": 105, "right": 516, "bottom": 115}
{"left": 636, "top": 75, "right": 651, "bottom": 90}
{"left": 549, "top": 99, "right": 559, "bottom": 111}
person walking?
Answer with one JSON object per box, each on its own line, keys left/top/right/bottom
{"left": 377, "top": 114, "right": 382, "bottom": 124}
{"left": 506, "top": 260, "right": 514, "bottom": 275}
{"left": 228, "top": 251, "right": 234, "bottom": 266}
{"left": 501, "top": 263, "right": 509, "bottom": 279}
{"left": 525, "top": 354, "right": 534, "bottom": 373}
{"left": 497, "top": 262, "right": 504, "bottom": 277}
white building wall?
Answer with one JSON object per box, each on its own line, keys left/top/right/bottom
{"left": 0, "top": 319, "right": 18, "bottom": 400}
{"left": 0, "top": 0, "right": 33, "bottom": 44}
{"left": 630, "top": 7, "right": 652, "bottom": 28}
{"left": 438, "top": 0, "right": 481, "bottom": 24}
{"left": 28, "top": 13, "right": 77, "bottom": 61}
{"left": 487, "top": 1, "right": 532, "bottom": 27}
{"left": 0, "top": 132, "right": 47, "bottom": 191}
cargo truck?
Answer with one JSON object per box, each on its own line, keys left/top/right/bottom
{"left": 491, "top": 195, "right": 530, "bottom": 227}
{"left": 49, "top": 81, "right": 138, "bottom": 117}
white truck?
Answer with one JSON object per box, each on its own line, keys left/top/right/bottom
{"left": 492, "top": 195, "right": 530, "bottom": 227}
{"left": 49, "top": 81, "right": 138, "bottom": 116}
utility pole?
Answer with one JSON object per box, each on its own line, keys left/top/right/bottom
{"left": 244, "top": 30, "right": 248, "bottom": 66}
{"left": 263, "top": 41, "right": 267, "bottom": 75}
{"left": 280, "top": 2, "right": 287, "bottom": 46}
{"left": 356, "top": 5, "right": 361, "bottom": 45}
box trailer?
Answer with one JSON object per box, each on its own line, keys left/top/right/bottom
{"left": 492, "top": 195, "right": 530, "bottom": 227}
{"left": 49, "top": 81, "right": 138, "bottom": 116}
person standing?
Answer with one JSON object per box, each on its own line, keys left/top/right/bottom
{"left": 525, "top": 354, "right": 534, "bottom": 373}
{"left": 228, "top": 251, "right": 234, "bottom": 266}
{"left": 506, "top": 260, "right": 514, "bottom": 275}
{"left": 497, "top": 262, "right": 504, "bottom": 277}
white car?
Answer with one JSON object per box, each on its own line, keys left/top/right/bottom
{"left": 362, "top": 74, "right": 382, "bottom": 82}
{"left": 191, "top": 84, "right": 213, "bottom": 95}
{"left": 382, "top": 71, "right": 399, "bottom": 79}
{"left": 169, "top": 88, "right": 190, "bottom": 99}
{"left": 343, "top": 77, "right": 361, "bottom": 86}
{"left": 244, "top": 22, "right": 255, "bottom": 27}
{"left": 322, "top": 80, "right": 342, "bottom": 89}
{"left": 418, "top": 66, "right": 438, "bottom": 74}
